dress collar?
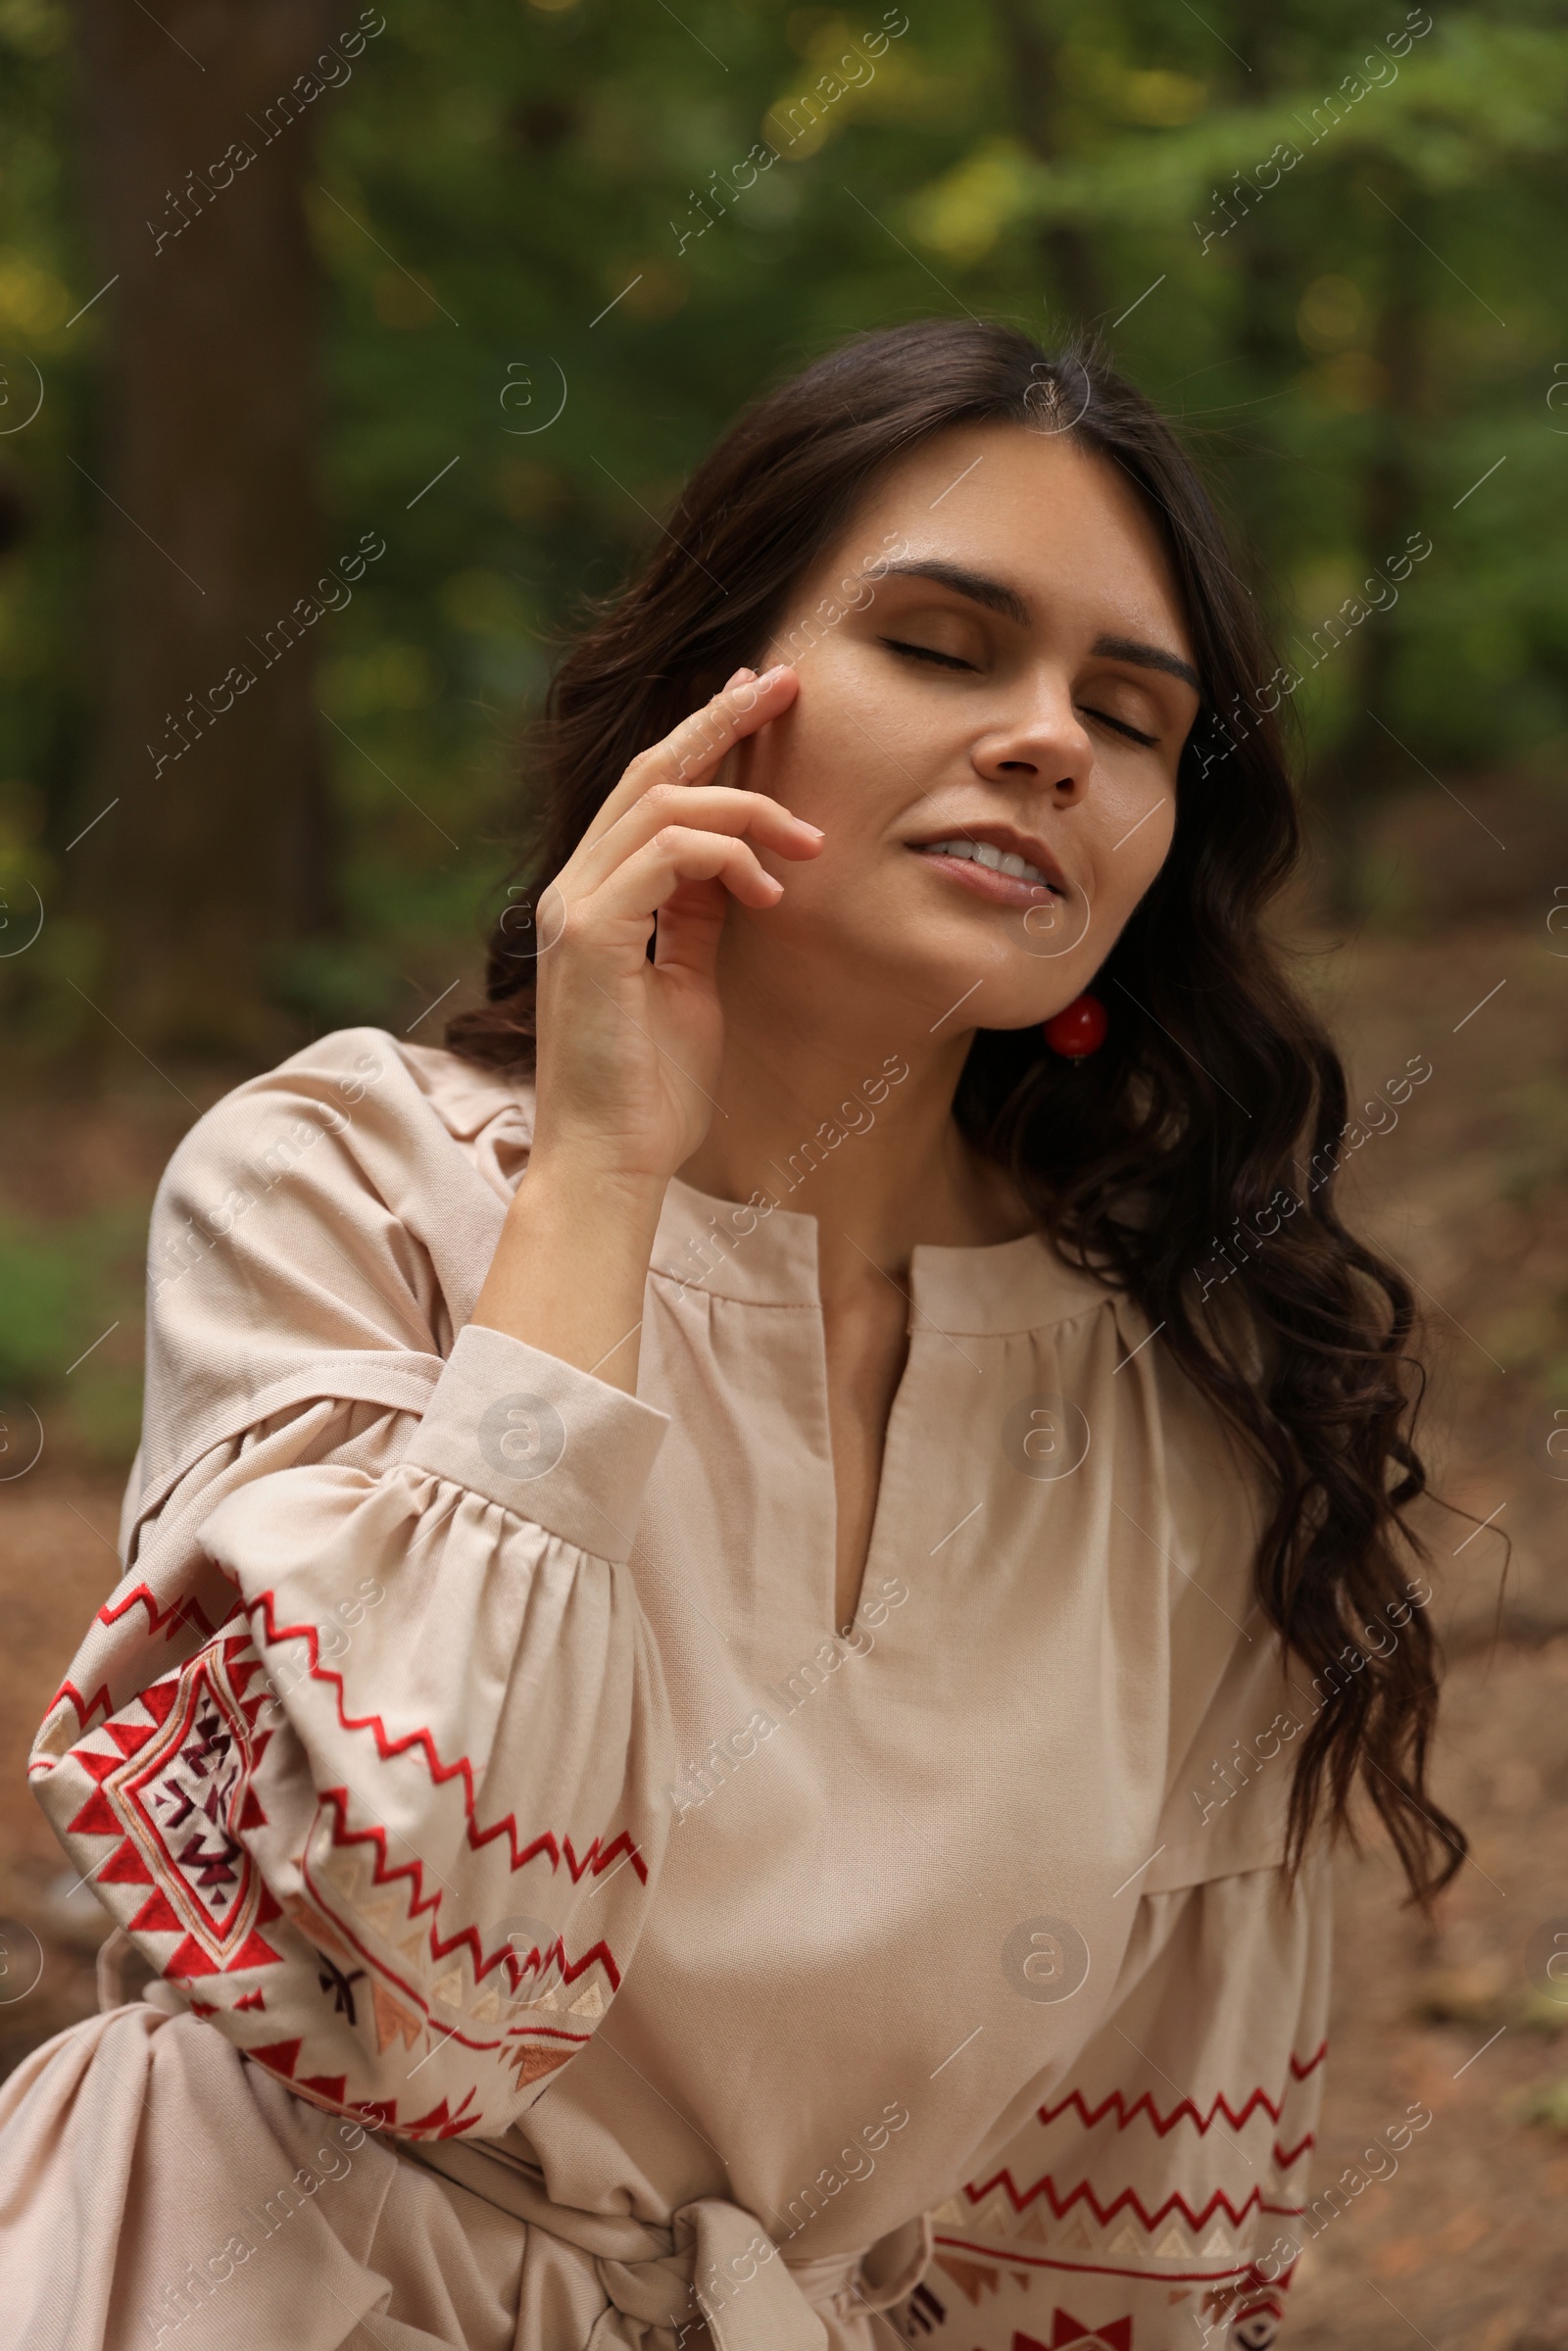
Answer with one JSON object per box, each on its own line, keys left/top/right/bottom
{"left": 396, "top": 1039, "right": 1123, "bottom": 1339}
{"left": 651, "top": 1172, "right": 1119, "bottom": 1337}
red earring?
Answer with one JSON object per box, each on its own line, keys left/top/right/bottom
{"left": 1043, "top": 993, "right": 1107, "bottom": 1058}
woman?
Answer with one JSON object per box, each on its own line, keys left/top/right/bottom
{"left": 1, "top": 320, "right": 1459, "bottom": 2351}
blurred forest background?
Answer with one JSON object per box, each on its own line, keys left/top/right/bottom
{"left": 1, "top": 0, "right": 1566, "bottom": 1440}
{"left": 4, "top": 0, "right": 1567, "bottom": 1038}
{"left": 2, "top": 1, "right": 1568, "bottom": 2339}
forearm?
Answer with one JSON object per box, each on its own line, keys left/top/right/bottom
{"left": 472, "top": 1153, "right": 667, "bottom": 1395}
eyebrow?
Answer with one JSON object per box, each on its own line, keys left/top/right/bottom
{"left": 1092, "top": 633, "right": 1202, "bottom": 696}
{"left": 873, "top": 560, "right": 1203, "bottom": 696}
{"left": 878, "top": 559, "right": 1030, "bottom": 627}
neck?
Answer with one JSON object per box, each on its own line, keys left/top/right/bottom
{"left": 676, "top": 962, "right": 1034, "bottom": 1301}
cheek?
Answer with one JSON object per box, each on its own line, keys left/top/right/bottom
{"left": 1087, "top": 779, "right": 1176, "bottom": 922}
{"left": 740, "top": 657, "right": 914, "bottom": 839}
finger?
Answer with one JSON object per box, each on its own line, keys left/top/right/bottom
{"left": 585, "top": 825, "right": 785, "bottom": 934}
{"left": 625, "top": 665, "right": 793, "bottom": 799}
{"left": 660, "top": 666, "right": 791, "bottom": 785}
{"left": 570, "top": 783, "right": 821, "bottom": 895}
{"left": 649, "top": 873, "right": 736, "bottom": 977}
{"left": 578, "top": 665, "right": 797, "bottom": 855}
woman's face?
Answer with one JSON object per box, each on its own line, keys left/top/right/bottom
{"left": 725, "top": 420, "right": 1202, "bottom": 1034}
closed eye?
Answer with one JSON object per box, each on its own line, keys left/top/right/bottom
{"left": 878, "top": 636, "right": 977, "bottom": 673}
{"left": 1078, "top": 706, "right": 1159, "bottom": 748}
{"left": 882, "top": 636, "right": 1161, "bottom": 746}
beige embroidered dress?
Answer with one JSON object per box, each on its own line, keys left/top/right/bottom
{"left": 0, "top": 1027, "right": 1330, "bottom": 2351}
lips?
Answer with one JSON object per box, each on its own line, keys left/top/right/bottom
{"left": 919, "top": 837, "right": 1050, "bottom": 885}
{"left": 908, "top": 822, "right": 1071, "bottom": 909}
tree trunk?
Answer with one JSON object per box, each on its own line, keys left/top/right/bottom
{"left": 1228, "top": 0, "right": 1299, "bottom": 575}
{"left": 71, "top": 0, "right": 335, "bottom": 1060}
{"left": 988, "top": 0, "right": 1106, "bottom": 332}
{"left": 1310, "top": 171, "right": 1426, "bottom": 919}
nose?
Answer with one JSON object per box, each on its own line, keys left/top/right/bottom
{"left": 969, "top": 671, "right": 1094, "bottom": 805}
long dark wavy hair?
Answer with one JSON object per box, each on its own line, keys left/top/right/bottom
{"left": 449, "top": 318, "right": 1464, "bottom": 1906}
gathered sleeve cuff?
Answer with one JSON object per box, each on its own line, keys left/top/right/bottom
{"left": 400, "top": 1321, "right": 668, "bottom": 1562}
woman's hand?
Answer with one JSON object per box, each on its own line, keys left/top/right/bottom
{"left": 472, "top": 663, "right": 815, "bottom": 1392}
{"left": 529, "top": 661, "right": 814, "bottom": 1188}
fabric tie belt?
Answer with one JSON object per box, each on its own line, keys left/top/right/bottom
{"left": 398, "top": 2134, "right": 933, "bottom": 2350}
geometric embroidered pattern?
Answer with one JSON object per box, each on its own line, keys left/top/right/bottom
{"left": 44, "top": 1579, "right": 231, "bottom": 1739}
{"left": 937, "top": 2048, "right": 1325, "bottom": 2267}
{"left": 1018, "top": 2321, "right": 1134, "bottom": 2349}
{"left": 905, "top": 2043, "right": 1325, "bottom": 2346}
{"left": 903, "top": 2251, "right": 1292, "bottom": 2346}
{"left": 43, "top": 1589, "right": 656, "bottom": 2149}
{"left": 50, "top": 1623, "right": 589, "bottom": 2143}
{"left": 62, "top": 1633, "right": 285, "bottom": 1985}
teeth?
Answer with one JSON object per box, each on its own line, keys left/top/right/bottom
{"left": 923, "top": 839, "right": 1049, "bottom": 887}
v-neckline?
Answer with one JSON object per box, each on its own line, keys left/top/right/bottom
{"left": 818, "top": 1287, "right": 915, "bottom": 1639}
{"left": 627, "top": 1167, "right": 1129, "bottom": 1646}
{"left": 647, "top": 1174, "right": 1073, "bottom": 1649}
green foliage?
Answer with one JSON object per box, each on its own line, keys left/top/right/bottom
{"left": 0, "top": 0, "right": 95, "bottom": 964}
{"left": 3, "top": 0, "right": 1567, "bottom": 1029}
{"left": 0, "top": 1200, "right": 147, "bottom": 1460}
{"left": 1516, "top": 2071, "right": 1568, "bottom": 2131}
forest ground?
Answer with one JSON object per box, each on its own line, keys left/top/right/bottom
{"left": 1, "top": 875, "right": 1565, "bottom": 2347}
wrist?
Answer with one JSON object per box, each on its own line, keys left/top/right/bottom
{"left": 515, "top": 1149, "right": 669, "bottom": 1236}
{"left": 476, "top": 1151, "right": 666, "bottom": 1396}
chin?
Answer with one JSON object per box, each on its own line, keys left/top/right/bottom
{"left": 753, "top": 888, "right": 1092, "bottom": 1037}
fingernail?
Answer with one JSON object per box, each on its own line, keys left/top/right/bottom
{"left": 725, "top": 666, "right": 757, "bottom": 688}
{"left": 800, "top": 821, "right": 825, "bottom": 838}
{"left": 760, "top": 662, "right": 790, "bottom": 684}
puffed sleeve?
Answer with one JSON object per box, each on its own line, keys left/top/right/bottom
{"left": 908, "top": 1848, "right": 1332, "bottom": 2351}
{"left": 28, "top": 1033, "right": 678, "bottom": 2143}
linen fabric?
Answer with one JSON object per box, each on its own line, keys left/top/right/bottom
{"left": 2, "top": 1027, "right": 1332, "bottom": 2351}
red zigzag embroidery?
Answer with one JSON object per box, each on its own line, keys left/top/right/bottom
{"left": 315, "top": 1789, "right": 628, "bottom": 1991}
{"left": 960, "top": 2165, "right": 1305, "bottom": 2238}
{"left": 247, "top": 1589, "right": 649, "bottom": 1886}
{"left": 1033, "top": 2043, "right": 1326, "bottom": 2161}
{"left": 97, "top": 1582, "right": 221, "bottom": 1642}
{"left": 44, "top": 1589, "right": 235, "bottom": 1735}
